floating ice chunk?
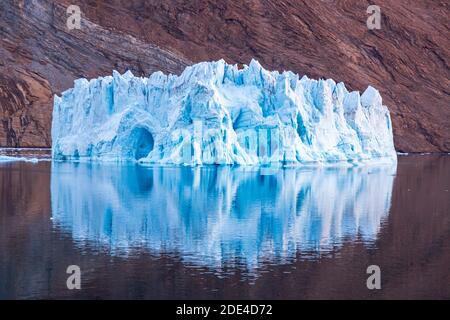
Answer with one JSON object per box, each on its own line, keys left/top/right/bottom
{"left": 52, "top": 60, "right": 397, "bottom": 165}
{"left": 0, "top": 156, "right": 40, "bottom": 163}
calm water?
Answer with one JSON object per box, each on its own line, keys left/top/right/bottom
{"left": 0, "top": 153, "right": 449, "bottom": 299}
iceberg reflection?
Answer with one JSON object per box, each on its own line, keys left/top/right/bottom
{"left": 51, "top": 163, "right": 396, "bottom": 272}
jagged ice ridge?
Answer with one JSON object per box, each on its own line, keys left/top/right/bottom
{"left": 52, "top": 59, "right": 397, "bottom": 165}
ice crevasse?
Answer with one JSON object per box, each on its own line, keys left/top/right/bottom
{"left": 52, "top": 59, "right": 397, "bottom": 165}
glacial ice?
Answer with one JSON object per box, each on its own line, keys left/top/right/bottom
{"left": 52, "top": 59, "right": 397, "bottom": 165}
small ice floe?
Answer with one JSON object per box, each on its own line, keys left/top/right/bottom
{"left": 0, "top": 148, "right": 51, "bottom": 151}
{"left": 397, "top": 152, "right": 409, "bottom": 156}
{"left": 0, "top": 156, "right": 40, "bottom": 163}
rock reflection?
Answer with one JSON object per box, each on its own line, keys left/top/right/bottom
{"left": 51, "top": 163, "right": 396, "bottom": 272}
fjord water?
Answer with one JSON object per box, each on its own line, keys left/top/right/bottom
{"left": 0, "top": 155, "right": 449, "bottom": 299}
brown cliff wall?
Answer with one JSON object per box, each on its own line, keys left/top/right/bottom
{"left": 0, "top": 0, "right": 190, "bottom": 147}
{"left": 0, "top": 0, "right": 449, "bottom": 151}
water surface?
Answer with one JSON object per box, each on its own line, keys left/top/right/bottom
{"left": 0, "top": 154, "right": 449, "bottom": 299}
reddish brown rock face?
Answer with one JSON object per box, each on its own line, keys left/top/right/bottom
{"left": 1, "top": 0, "right": 449, "bottom": 152}
{"left": 0, "top": 0, "right": 190, "bottom": 147}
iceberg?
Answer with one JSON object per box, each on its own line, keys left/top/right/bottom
{"left": 52, "top": 59, "right": 397, "bottom": 165}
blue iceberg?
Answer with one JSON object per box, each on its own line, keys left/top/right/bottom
{"left": 52, "top": 60, "right": 397, "bottom": 165}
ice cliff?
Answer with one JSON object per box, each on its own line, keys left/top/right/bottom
{"left": 52, "top": 60, "right": 397, "bottom": 165}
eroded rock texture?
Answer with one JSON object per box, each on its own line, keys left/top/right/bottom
{"left": 0, "top": 0, "right": 190, "bottom": 147}
{"left": 1, "top": 0, "right": 449, "bottom": 151}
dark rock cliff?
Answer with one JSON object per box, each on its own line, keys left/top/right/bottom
{"left": 0, "top": 0, "right": 449, "bottom": 151}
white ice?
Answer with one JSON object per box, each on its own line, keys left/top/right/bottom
{"left": 52, "top": 59, "right": 397, "bottom": 165}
